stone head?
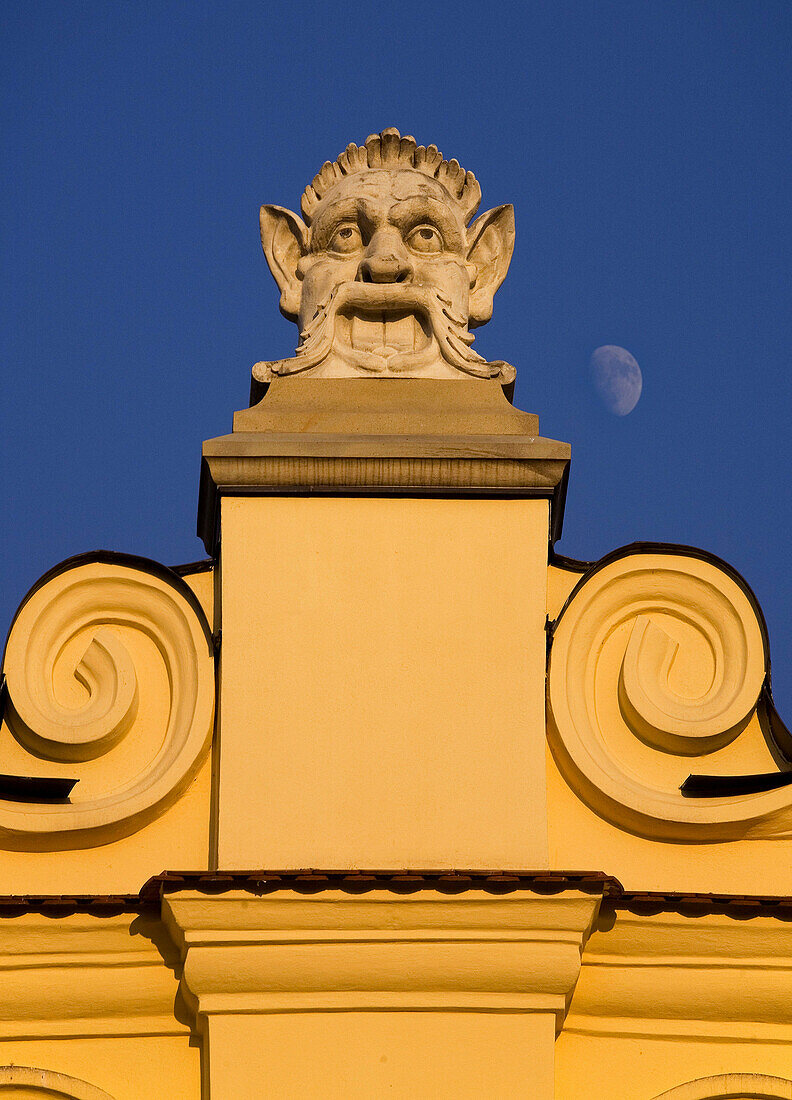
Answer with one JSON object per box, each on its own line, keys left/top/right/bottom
{"left": 256, "top": 129, "right": 515, "bottom": 382}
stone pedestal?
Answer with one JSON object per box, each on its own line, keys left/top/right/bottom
{"left": 199, "top": 379, "right": 570, "bottom": 870}
{"left": 163, "top": 886, "right": 600, "bottom": 1100}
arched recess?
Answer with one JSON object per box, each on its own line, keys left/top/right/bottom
{"left": 652, "top": 1072, "right": 792, "bottom": 1099}
{"left": 0, "top": 1065, "right": 114, "bottom": 1098}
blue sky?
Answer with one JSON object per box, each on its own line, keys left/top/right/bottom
{"left": 3, "top": 2, "right": 792, "bottom": 709}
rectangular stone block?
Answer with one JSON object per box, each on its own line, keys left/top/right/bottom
{"left": 205, "top": 1012, "right": 555, "bottom": 1099}
{"left": 216, "top": 495, "right": 550, "bottom": 869}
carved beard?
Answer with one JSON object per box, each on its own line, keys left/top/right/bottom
{"left": 253, "top": 282, "right": 514, "bottom": 383}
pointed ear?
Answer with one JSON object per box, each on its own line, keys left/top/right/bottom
{"left": 259, "top": 204, "right": 308, "bottom": 322}
{"left": 466, "top": 204, "right": 515, "bottom": 328}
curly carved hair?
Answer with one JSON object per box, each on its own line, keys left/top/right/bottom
{"left": 301, "top": 127, "right": 482, "bottom": 226}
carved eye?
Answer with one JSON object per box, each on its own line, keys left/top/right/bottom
{"left": 407, "top": 225, "right": 443, "bottom": 253}
{"left": 328, "top": 224, "right": 363, "bottom": 254}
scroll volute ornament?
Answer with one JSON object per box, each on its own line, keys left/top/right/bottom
{"left": 1, "top": 555, "right": 214, "bottom": 847}
{"left": 254, "top": 128, "right": 516, "bottom": 385}
{"left": 547, "top": 548, "right": 792, "bottom": 840}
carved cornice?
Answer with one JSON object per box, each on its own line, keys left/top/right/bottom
{"left": 570, "top": 908, "right": 792, "bottom": 1042}
{"left": 162, "top": 889, "right": 600, "bottom": 1029}
{"left": 1, "top": 553, "right": 215, "bottom": 848}
{"left": 203, "top": 448, "right": 567, "bottom": 488}
{"left": 0, "top": 913, "right": 186, "bottom": 1040}
{"left": 200, "top": 380, "right": 570, "bottom": 553}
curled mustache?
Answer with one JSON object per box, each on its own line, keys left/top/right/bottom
{"left": 253, "top": 282, "right": 514, "bottom": 383}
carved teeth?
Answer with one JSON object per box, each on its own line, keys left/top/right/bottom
{"left": 348, "top": 311, "right": 425, "bottom": 355}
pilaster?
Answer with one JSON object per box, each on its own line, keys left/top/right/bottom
{"left": 162, "top": 884, "right": 601, "bottom": 1099}
{"left": 201, "top": 378, "right": 569, "bottom": 871}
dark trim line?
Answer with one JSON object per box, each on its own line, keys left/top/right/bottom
{"left": 549, "top": 459, "right": 569, "bottom": 546}
{"left": 610, "top": 890, "right": 792, "bottom": 919}
{"left": 142, "top": 869, "right": 618, "bottom": 901}
{"left": 216, "top": 486, "right": 561, "bottom": 500}
{"left": 681, "top": 771, "right": 792, "bottom": 797}
{"left": 762, "top": 681, "right": 792, "bottom": 760}
{"left": 0, "top": 895, "right": 143, "bottom": 916}
{"left": 5, "top": 872, "right": 792, "bottom": 921}
{"left": 0, "top": 775, "right": 77, "bottom": 803}
{"left": 549, "top": 549, "right": 591, "bottom": 572}
{"left": 548, "top": 541, "right": 771, "bottom": 673}
{"left": 1, "top": 549, "right": 214, "bottom": 669}
{"left": 169, "top": 559, "right": 214, "bottom": 577}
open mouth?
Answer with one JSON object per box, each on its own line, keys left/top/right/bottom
{"left": 254, "top": 279, "right": 511, "bottom": 381}
{"left": 337, "top": 308, "right": 432, "bottom": 359}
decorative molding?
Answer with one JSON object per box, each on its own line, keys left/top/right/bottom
{"left": 569, "top": 909, "right": 792, "bottom": 1044}
{"left": 2, "top": 555, "right": 214, "bottom": 847}
{"left": 232, "top": 377, "right": 538, "bottom": 435}
{"left": 0, "top": 913, "right": 188, "bottom": 1040}
{"left": 547, "top": 548, "right": 792, "bottom": 840}
{"left": 198, "top": 410, "right": 570, "bottom": 554}
{"left": 652, "top": 1074, "right": 792, "bottom": 1099}
{"left": 203, "top": 452, "right": 566, "bottom": 491}
{"left": 162, "top": 889, "right": 600, "bottom": 1029}
{"left": 0, "top": 1067, "right": 114, "bottom": 1098}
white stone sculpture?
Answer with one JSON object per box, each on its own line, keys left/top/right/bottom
{"left": 254, "top": 128, "right": 516, "bottom": 384}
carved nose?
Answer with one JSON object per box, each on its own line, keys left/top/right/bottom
{"left": 357, "top": 233, "right": 413, "bottom": 284}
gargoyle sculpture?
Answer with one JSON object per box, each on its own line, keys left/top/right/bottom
{"left": 254, "top": 128, "right": 516, "bottom": 384}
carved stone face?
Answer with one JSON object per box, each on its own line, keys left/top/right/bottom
{"left": 295, "top": 169, "right": 473, "bottom": 377}
{"left": 257, "top": 133, "right": 515, "bottom": 382}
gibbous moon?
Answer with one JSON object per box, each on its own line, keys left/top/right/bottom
{"left": 589, "top": 345, "right": 642, "bottom": 416}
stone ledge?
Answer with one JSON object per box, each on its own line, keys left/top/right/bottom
{"left": 569, "top": 908, "right": 792, "bottom": 1036}
{"left": 162, "top": 889, "right": 601, "bottom": 1030}
{"left": 198, "top": 435, "right": 569, "bottom": 553}
{"left": 198, "top": 377, "right": 570, "bottom": 552}
{"left": 234, "top": 378, "right": 539, "bottom": 436}
{"left": 0, "top": 912, "right": 188, "bottom": 1039}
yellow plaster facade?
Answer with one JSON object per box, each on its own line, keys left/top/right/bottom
{"left": 1, "top": 130, "right": 791, "bottom": 1097}
{"left": 216, "top": 495, "right": 550, "bottom": 870}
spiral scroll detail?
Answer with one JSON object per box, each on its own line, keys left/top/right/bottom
{"left": 547, "top": 550, "right": 786, "bottom": 839}
{"left": 2, "top": 558, "right": 214, "bottom": 845}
